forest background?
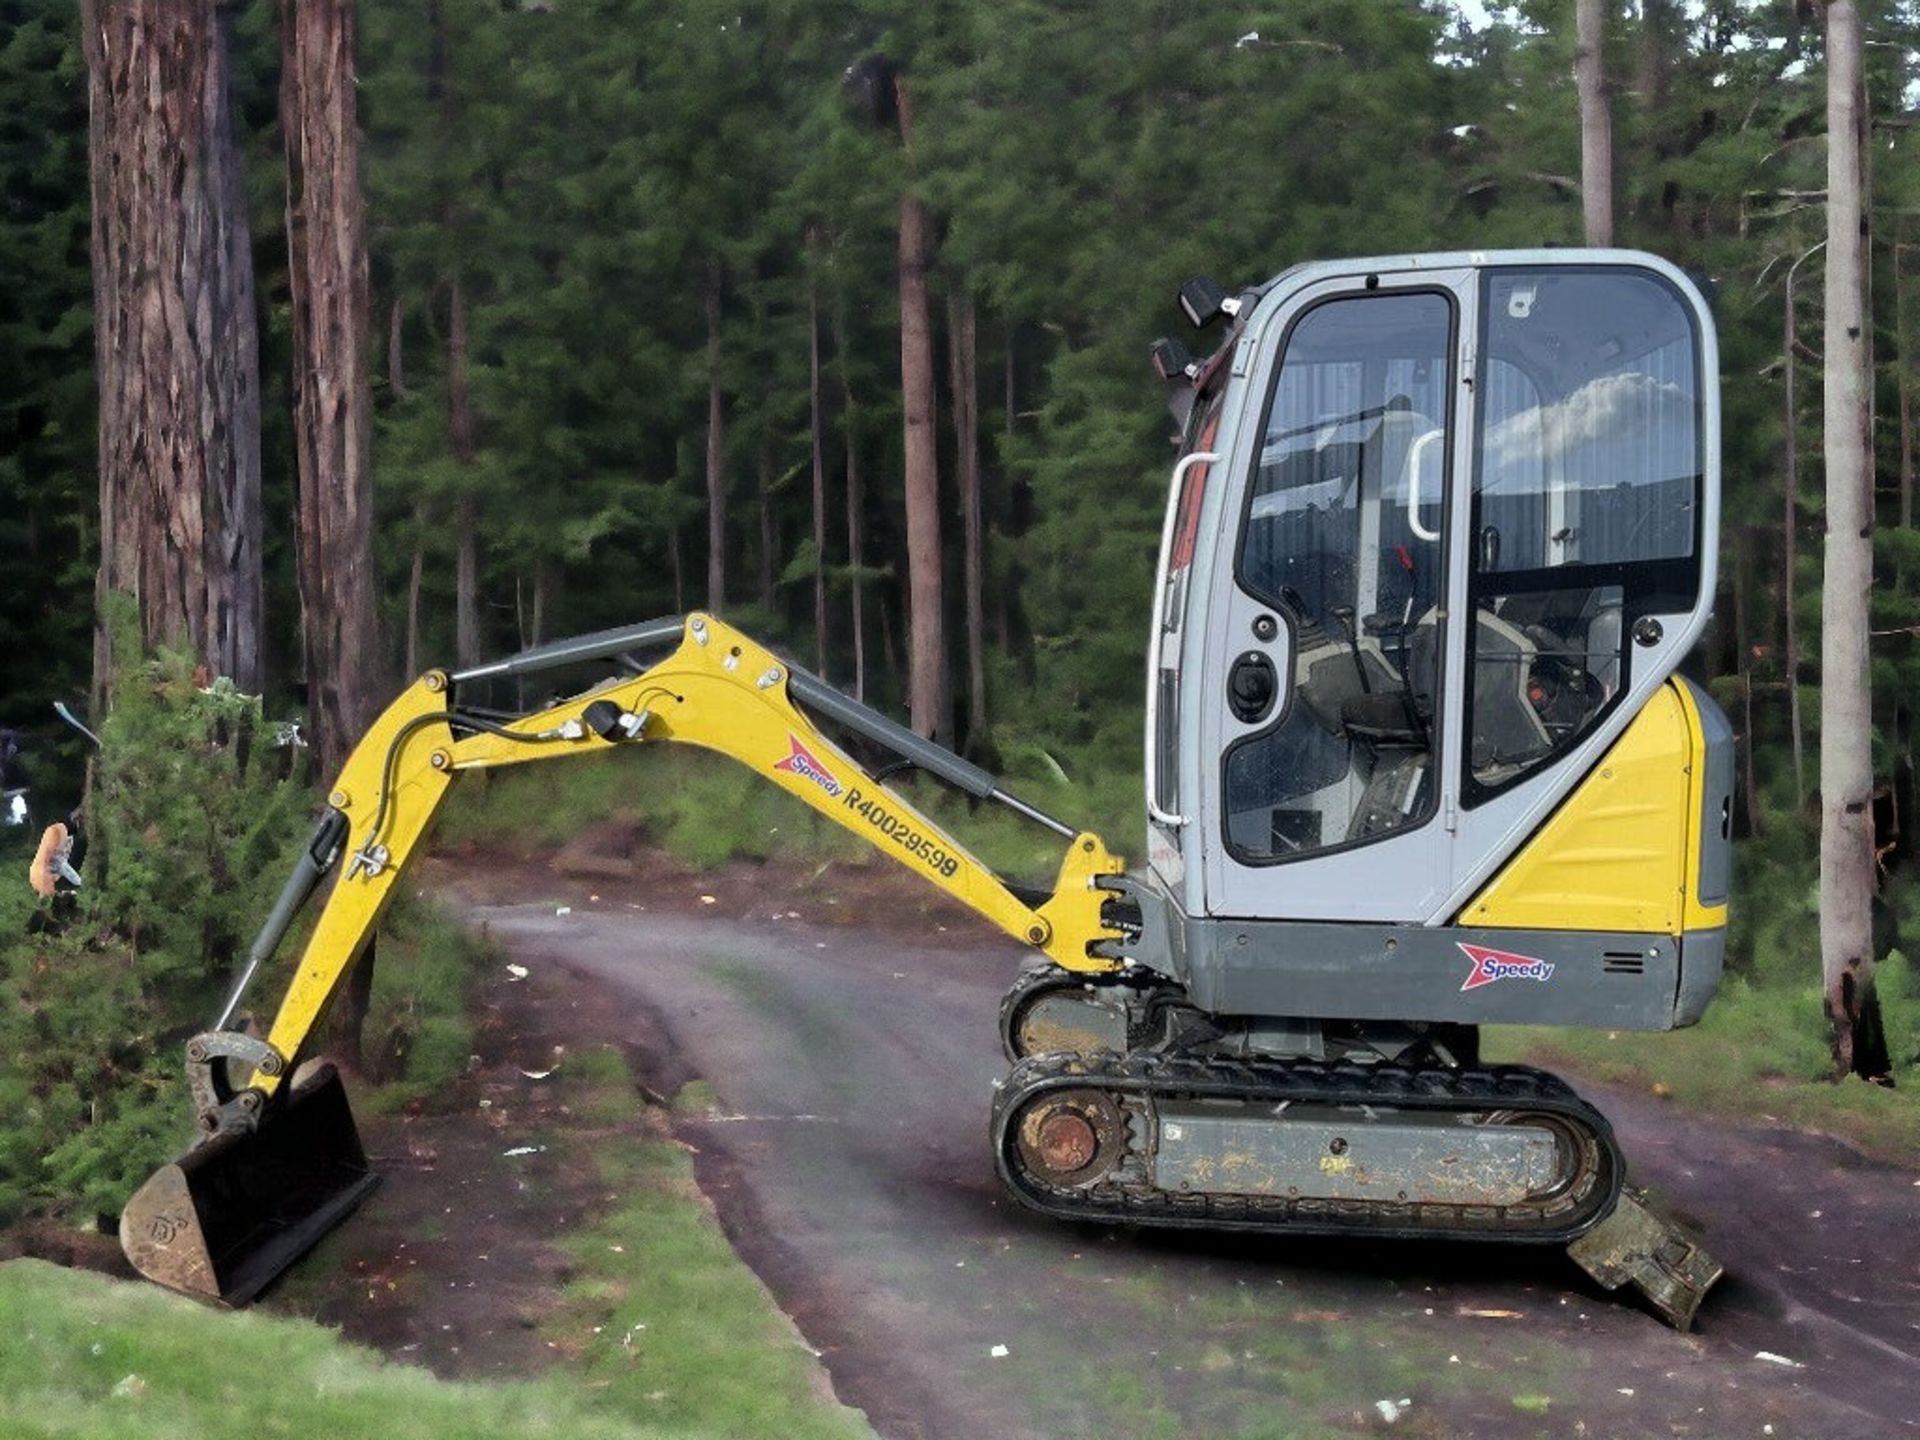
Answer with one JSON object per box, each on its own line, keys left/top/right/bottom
{"left": 3, "top": 0, "right": 1920, "bottom": 1227}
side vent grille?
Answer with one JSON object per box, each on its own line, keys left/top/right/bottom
{"left": 1602, "top": 951, "right": 1647, "bottom": 976}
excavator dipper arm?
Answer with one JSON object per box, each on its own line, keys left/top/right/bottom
{"left": 121, "top": 614, "right": 1125, "bottom": 1302}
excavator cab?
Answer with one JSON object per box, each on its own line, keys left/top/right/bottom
{"left": 1139, "top": 250, "right": 1728, "bottom": 1033}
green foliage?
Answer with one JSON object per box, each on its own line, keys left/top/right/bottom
{"left": 85, "top": 612, "right": 312, "bottom": 990}
{"left": 0, "top": 625, "right": 470, "bottom": 1222}
{"left": 0, "top": 621, "right": 311, "bottom": 1224}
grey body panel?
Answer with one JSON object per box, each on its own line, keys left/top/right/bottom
{"left": 1674, "top": 927, "right": 1724, "bottom": 1028}
{"left": 1180, "top": 917, "right": 1680, "bottom": 1029}
{"left": 1104, "top": 872, "right": 1707, "bottom": 1032}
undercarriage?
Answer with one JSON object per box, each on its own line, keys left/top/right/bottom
{"left": 993, "top": 965, "right": 1722, "bottom": 1328}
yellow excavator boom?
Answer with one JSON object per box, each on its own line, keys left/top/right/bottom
{"left": 120, "top": 614, "right": 1124, "bottom": 1302}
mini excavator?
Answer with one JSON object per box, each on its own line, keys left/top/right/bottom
{"left": 122, "top": 249, "right": 1729, "bottom": 1327}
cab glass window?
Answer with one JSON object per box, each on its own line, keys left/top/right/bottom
{"left": 1225, "top": 290, "right": 1451, "bottom": 863}
{"left": 1466, "top": 268, "right": 1702, "bottom": 801}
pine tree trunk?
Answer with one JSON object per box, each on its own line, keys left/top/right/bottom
{"left": 704, "top": 257, "right": 728, "bottom": 612}
{"left": 669, "top": 515, "right": 685, "bottom": 615}
{"left": 531, "top": 560, "right": 549, "bottom": 648}
{"left": 756, "top": 430, "right": 776, "bottom": 609}
{"left": 1784, "top": 249, "right": 1813, "bottom": 809}
{"left": 84, "top": 0, "right": 263, "bottom": 699}
{"left": 405, "top": 508, "right": 424, "bottom": 680}
{"left": 454, "top": 496, "right": 479, "bottom": 667}
{"left": 393, "top": 255, "right": 422, "bottom": 684}
{"left": 834, "top": 296, "right": 866, "bottom": 703}
{"left": 1004, "top": 328, "right": 1016, "bottom": 437}
{"left": 1634, "top": 0, "right": 1676, "bottom": 112}
{"left": 895, "top": 78, "right": 946, "bottom": 742}
{"left": 845, "top": 379, "right": 866, "bottom": 706}
{"left": 448, "top": 274, "right": 481, "bottom": 668}
{"left": 1898, "top": 229, "right": 1914, "bottom": 530}
{"left": 878, "top": 587, "right": 899, "bottom": 694}
{"left": 1818, "top": 0, "right": 1888, "bottom": 1083}
{"left": 388, "top": 294, "right": 407, "bottom": 400}
{"left": 1575, "top": 0, "right": 1614, "bottom": 247}
{"left": 947, "top": 289, "right": 987, "bottom": 746}
{"left": 997, "top": 328, "right": 1015, "bottom": 655}
{"left": 283, "top": 0, "right": 379, "bottom": 782}
{"left": 1733, "top": 525, "right": 1762, "bottom": 836}
{"left": 809, "top": 276, "right": 830, "bottom": 678}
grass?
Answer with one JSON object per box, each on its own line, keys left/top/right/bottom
{"left": 1485, "top": 951, "right": 1920, "bottom": 1165}
{"left": 0, "top": 1258, "right": 691, "bottom": 1440}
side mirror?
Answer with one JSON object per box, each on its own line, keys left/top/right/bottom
{"left": 1478, "top": 525, "right": 1502, "bottom": 572}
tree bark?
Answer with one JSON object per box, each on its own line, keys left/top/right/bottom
{"left": 283, "top": 0, "right": 380, "bottom": 781}
{"left": 405, "top": 507, "right": 424, "bottom": 679}
{"left": 448, "top": 274, "right": 481, "bottom": 667}
{"left": 1575, "top": 0, "right": 1614, "bottom": 247}
{"left": 387, "top": 294, "right": 407, "bottom": 400}
{"left": 669, "top": 513, "right": 685, "bottom": 616}
{"left": 1818, "top": 0, "right": 1888, "bottom": 1082}
{"left": 809, "top": 274, "right": 830, "bottom": 678}
{"left": 948, "top": 288, "right": 987, "bottom": 746}
{"left": 531, "top": 560, "right": 549, "bottom": 648}
{"left": 84, "top": 0, "right": 263, "bottom": 699}
{"left": 1784, "top": 246, "right": 1818, "bottom": 809}
{"left": 756, "top": 428, "right": 776, "bottom": 609}
{"left": 1734, "top": 524, "right": 1762, "bottom": 836}
{"left": 1898, "top": 229, "right": 1914, "bottom": 530}
{"left": 895, "top": 78, "right": 946, "bottom": 742}
{"left": 838, "top": 302, "right": 868, "bottom": 705}
{"left": 704, "top": 257, "right": 728, "bottom": 612}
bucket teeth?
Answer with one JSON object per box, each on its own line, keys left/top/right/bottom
{"left": 119, "top": 1063, "right": 379, "bottom": 1304}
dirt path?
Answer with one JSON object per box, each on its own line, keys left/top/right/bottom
{"left": 450, "top": 862, "right": 1920, "bottom": 1440}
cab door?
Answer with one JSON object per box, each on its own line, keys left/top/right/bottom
{"left": 1197, "top": 269, "right": 1472, "bottom": 923}
{"left": 1440, "top": 261, "right": 1715, "bottom": 916}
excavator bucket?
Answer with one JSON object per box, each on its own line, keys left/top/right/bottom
{"left": 119, "top": 1064, "right": 379, "bottom": 1303}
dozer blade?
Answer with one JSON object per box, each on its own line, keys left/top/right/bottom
{"left": 119, "top": 1063, "right": 379, "bottom": 1304}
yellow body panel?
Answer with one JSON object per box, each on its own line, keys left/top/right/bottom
{"left": 256, "top": 616, "right": 1124, "bottom": 1089}
{"left": 1459, "top": 679, "right": 1726, "bottom": 936}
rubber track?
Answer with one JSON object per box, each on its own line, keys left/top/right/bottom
{"left": 990, "top": 1050, "right": 1624, "bottom": 1244}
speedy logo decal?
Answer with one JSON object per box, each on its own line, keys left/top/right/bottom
{"left": 1457, "top": 942, "right": 1555, "bottom": 992}
{"left": 772, "top": 734, "right": 843, "bottom": 799}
